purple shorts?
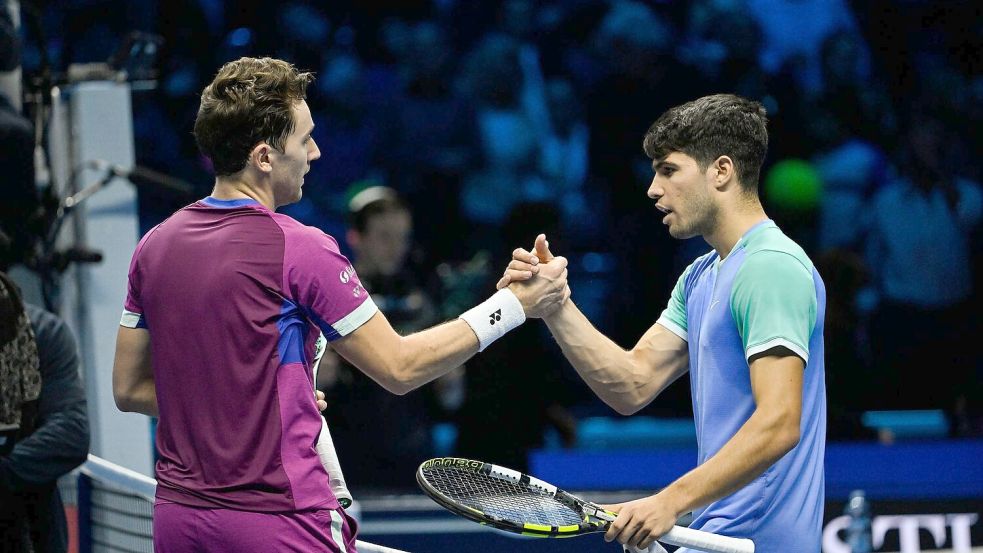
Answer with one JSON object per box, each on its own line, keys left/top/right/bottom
{"left": 153, "top": 500, "right": 359, "bottom": 552}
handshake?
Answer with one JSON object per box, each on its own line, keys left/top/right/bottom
{"left": 497, "top": 234, "right": 571, "bottom": 320}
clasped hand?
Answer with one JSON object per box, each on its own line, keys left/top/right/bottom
{"left": 498, "top": 234, "right": 571, "bottom": 318}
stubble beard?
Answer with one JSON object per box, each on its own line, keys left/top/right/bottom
{"left": 669, "top": 195, "right": 719, "bottom": 240}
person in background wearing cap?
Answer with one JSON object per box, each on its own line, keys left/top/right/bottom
{"left": 318, "top": 185, "right": 462, "bottom": 490}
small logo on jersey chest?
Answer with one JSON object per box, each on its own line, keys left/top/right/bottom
{"left": 489, "top": 309, "right": 502, "bottom": 325}
{"left": 340, "top": 265, "right": 355, "bottom": 283}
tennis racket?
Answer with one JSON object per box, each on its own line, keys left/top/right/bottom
{"left": 417, "top": 457, "right": 754, "bottom": 553}
{"left": 312, "top": 333, "right": 410, "bottom": 553}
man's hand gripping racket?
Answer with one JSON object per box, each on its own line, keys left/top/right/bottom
{"left": 417, "top": 458, "right": 754, "bottom": 553}
{"left": 312, "top": 335, "right": 410, "bottom": 553}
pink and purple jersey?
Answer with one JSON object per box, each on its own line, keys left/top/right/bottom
{"left": 121, "top": 197, "right": 377, "bottom": 512}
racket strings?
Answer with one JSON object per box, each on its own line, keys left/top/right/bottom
{"left": 422, "top": 467, "right": 584, "bottom": 527}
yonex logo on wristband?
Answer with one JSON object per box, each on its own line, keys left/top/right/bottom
{"left": 460, "top": 289, "right": 525, "bottom": 351}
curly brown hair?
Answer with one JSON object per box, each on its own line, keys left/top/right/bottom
{"left": 193, "top": 57, "right": 313, "bottom": 176}
{"left": 643, "top": 94, "right": 769, "bottom": 193}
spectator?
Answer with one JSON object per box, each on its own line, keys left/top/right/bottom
{"left": 744, "top": 0, "right": 861, "bottom": 93}
{"left": 320, "top": 186, "right": 458, "bottom": 490}
{"left": 458, "top": 33, "right": 548, "bottom": 246}
{"left": 0, "top": 6, "right": 39, "bottom": 272}
{"left": 865, "top": 108, "right": 982, "bottom": 422}
{"left": 0, "top": 271, "right": 89, "bottom": 553}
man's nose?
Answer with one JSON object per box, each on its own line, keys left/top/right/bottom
{"left": 647, "top": 178, "right": 663, "bottom": 199}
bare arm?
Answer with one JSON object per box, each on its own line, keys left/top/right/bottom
{"left": 499, "top": 235, "right": 688, "bottom": 415}
{"left": 543, "top": 302, "right": 689, "bottom": 415}
{"left": 112, "top": 326, "right": 158, "bottom": 416}
{"left": 603, "top": 350, "right": 804, "bottom": 548}
{"left": 332, "top": 256, "right": 570, "bottom": 395}
{"left": 330, "top": 312, "right": 478, "bottom": 395}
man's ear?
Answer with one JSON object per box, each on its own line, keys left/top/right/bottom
{"left": 711, "top": 155, "right": 735, "bottom": 190}
{"left": 249, "top": 143, "right": 274, "bottom": 174}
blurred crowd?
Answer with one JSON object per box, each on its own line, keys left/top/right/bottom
{"left": 14, "top": 0, "right": 981, "bottom": 489}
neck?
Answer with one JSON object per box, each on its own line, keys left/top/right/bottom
{"left": 211, "top": 175, "right": 276, "bottom": 210}
{"left": 704, "top": 198, "right": 768, "bottom": 259}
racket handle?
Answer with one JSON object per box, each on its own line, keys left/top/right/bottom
{"left": 316, "top": 416, "right": 354, "bottom": 508}
{"left": 659, "top": 524, "right": 755, "bottom": 553}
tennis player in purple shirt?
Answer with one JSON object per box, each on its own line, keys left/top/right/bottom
{"left": 111, "top": 57, "right": 569, "bottom": 553}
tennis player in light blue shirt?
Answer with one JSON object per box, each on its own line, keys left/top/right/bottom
{"left": 501, "top": 94, "right": 826, "bottom": 552}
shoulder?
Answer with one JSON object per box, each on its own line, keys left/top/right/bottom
{"left": 133, "top": 201, "right": 205, "bottom": 252}
{"left": 26, "top": 304, "right": 70, "bottom": 341}
{"left": 25, "top": 303, "right": 76, "bottom": 355}
{"left": 270, "top": 213, "right": 341, "bottom": 250}
{"left": 741, "top": 225, "right": 814, "bottom": 275}
{"left": 135, "top": 222, "right": 165, "bottom": 250}
{"left": 732, "top": 228, "right": 816, "bottom": 302}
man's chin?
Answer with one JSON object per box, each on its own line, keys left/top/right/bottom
{"left": 667, "top": 225, "right": 696, "bottom": 240}
{"left": 275, "top": 190, "right": 303, "bottom": 209}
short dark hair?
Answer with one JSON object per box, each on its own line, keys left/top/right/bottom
{"left": 643, "top": 94, "right": 768, "bottom": 192}
{"left": 193, "top": 57, "right": 313, "bottom": 176}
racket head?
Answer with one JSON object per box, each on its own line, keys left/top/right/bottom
{"left": 416, "top": 457, "right": 613, "bottom": 537}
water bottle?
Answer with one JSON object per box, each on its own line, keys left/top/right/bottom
{"left": 844, "top": 489, "right": 872, "bottom": 553}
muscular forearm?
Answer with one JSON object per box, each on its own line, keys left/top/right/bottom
{"left": 388, "top": 319, "right": 478, "bottom": 393}
{"left": 334, "top": 315, "right": 479, "bottom": 396}
{"left": 544, "top": 301, "right": 682, "bottom": 415}
{"left": 659, "top": 407, "right": 799, "bottom": 517}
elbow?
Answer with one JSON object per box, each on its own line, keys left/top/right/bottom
{"left": 113, "top": 386, "right": 135, "bottom": 413}
{"left": 74, "top": 410, "right": 91, "bottom": 460}
{"left": 608, "top": 394, "right": 647, "bottom": 416}
{"left": 68, "top": 428, "right": 90, "bottom": 468}
{"left": 779, "top": 425, "right": 800, "bottom": 454}
{"left": 381, "top": 342, "right": 425, "bottom": 395}
{"left": 611, "top": 400, "right": 641, "bottom": 417}
{"left": 771, "top": 417, "right": 801, "bottom": 457}
{"left": 386, "top": 377, "right": 414, "bottom": 396}
{"left": 381, "top": 366, "right": 416, "bottom": 396}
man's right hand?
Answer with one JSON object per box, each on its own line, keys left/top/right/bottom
{"left": 502, "top": 234, "right": 571, "bottom": 318}
{"left": 497, "top": 233, "right": 555, "bottom": 289}
{"left": 507, "top": 259, "right": 569, "bottom": 319}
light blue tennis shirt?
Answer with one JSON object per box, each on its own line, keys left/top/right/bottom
{"left": 657, "top": 220, "right": 826, "bottom": 552}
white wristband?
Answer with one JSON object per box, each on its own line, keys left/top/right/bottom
{"left": 459, "top": 289, "right": 526, "bottom": 352}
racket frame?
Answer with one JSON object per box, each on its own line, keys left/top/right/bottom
{"left": 416, "top": 457, "right": 612, "bottom": 537}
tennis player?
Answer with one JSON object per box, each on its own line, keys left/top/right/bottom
{"left": 111, "top": 57, "right": 569, "bottom": 553}
{"left": 501, "top": 94, "right": 826, "bottom": 552}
